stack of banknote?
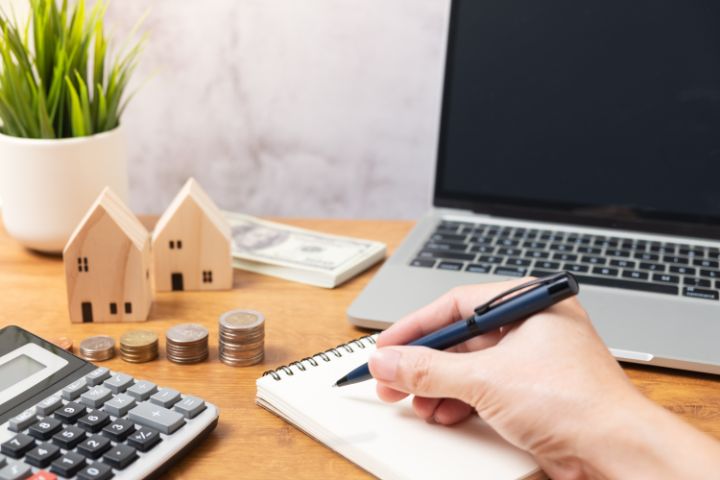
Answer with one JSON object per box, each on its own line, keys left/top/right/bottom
{"left": 225, "top": 212, "right": 386, "bottom": 288}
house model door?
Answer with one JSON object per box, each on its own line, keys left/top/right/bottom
{"left": 171, "top": 273, "right": 184, "bottom": 291}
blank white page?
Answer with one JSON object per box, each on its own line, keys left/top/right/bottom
{"left": 256, "top": 335, "right": 540, "bottom": 480}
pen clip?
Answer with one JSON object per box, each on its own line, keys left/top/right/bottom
{"left": 473, "top": 272, "right": 567, "bottom": 315}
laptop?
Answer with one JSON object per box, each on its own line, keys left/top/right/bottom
{"left": 348, "top": 0, "right": 720, "bottom": 375}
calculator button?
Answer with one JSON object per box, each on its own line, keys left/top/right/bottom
{"left": 1, "top": 434, "right": 35, "bottom": 459}
{"left": 8, "top": 410, "right": 36, "bottom": 433}
{"left": 52, "top": 426, "right": 86, "bottom": 449}
{"left": 80, "top": 386, "right": 112, "bottom": 409}
{"left": 85, "top": 368, "right": 110, "bottom": 386}
{"left": 62, "top": 378, "right": 88, "bottom": 400}
{"left": 128, "top": 402, "right": 186, "bottom": 434}
{"left": 126, "top": 380, "right": 157, "bottom": 401}
{"left": 126, "top": 427, "right": 161, "bottom": 452}
{"left": 102, "top": 393, "right": 135, "bottom": 417}
{"left": 76, "top": 462, "right": 113, "bottom": 480}
{"left": 102, "top": 418, "right": 135, "bottom": 442}
{"left": 103, "top": 373, "right": 134, "bottom": 394}
{"left": 53, "top": 402, "right": 85, "bottom": 424}
{"left": 25, "top": 443, "right": 60, "bottom": 468}
{"left": 28, "top": 419, "right": 62, "bottom": 441}
{"left": 0, "top": 462, "right": 32, "bottom": 480}
{"left": 174, "top": 396, "right": 206, "bottom": 419}
{"left": 77, "top": 411, "right": 110, "bottom": 433}
{"left": 49, "top": 451, "right": 86, "bottom": 478}
{"left": 76, "top": 435, "right": 111, "bottom": 459}
{"left": 35, "top": 396, "right": 62, "bottom": 416}
{"left": 102, "top": 444, "right": 137, "bottom": 470}
{"left": 27, "top": 471, "right": 56, "bottom": 480}
{"left": 150, "top": 388, "right": 181, "bottom": 408}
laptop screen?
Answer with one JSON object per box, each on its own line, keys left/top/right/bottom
{"left": 435, "top": 0, "right": 720, "bottom": 238}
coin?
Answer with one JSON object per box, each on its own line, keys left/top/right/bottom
{"left": 219, "top": 309, "right": 265, "bottom": 367}
{"left": 79, "top": 335, "right": 115, "bottom": 362}
{"left": 165, "top": 324, "right": 209, "bottom": 364}
{"left": 120, "top": 330, "right": 159, "bottom": 363}
{"left": 50, "top": 337, "right": 73, "bottom": 352}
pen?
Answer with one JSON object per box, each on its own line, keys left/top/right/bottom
{"left": 333, "top": 271, "right": 579, "bottom": 387}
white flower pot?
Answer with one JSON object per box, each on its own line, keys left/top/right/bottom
{"left": 0, "top": 127, "right": 129, "bottom": 253}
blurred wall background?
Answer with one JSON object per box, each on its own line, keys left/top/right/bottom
{"left": 4, "top": 0, "right": 450, "bottom": 218}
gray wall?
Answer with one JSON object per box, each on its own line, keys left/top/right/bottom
{"left": 103, "top": 0, "right": 451, "bottom": 218}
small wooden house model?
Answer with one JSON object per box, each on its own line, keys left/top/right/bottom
{"left": 152, "top": 178, "right": 233, "bottom": 291}
{"left": 64, "top": 188, "right": 152, "bottom": 323}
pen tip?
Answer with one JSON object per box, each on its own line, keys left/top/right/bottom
{"left": 331, "top": 383, "right": 338, "bottom": 388}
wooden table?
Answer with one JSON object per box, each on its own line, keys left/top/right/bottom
{"left": 1, "top": 217, "right": 719, "bottom": 479}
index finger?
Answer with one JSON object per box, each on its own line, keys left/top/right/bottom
{"left": 376, "top": 278, "right": 530, "bottom": 348}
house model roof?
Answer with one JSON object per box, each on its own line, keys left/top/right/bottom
{"left": 152, "top": 178, "right": 230, "bottom": 240}
{"left": 64, "top": 187, "right": 149, "bottom": 253}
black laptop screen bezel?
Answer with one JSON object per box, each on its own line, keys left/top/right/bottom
{"left": 433, "top": 0, "right": 720, "bottom": 241}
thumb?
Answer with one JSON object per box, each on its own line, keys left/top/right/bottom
{"left": 369, "top": 346, "right": 482, "bottom": 403}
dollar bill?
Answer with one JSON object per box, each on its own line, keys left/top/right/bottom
{"left": 224, "top": 211, "right": 386, "bottom": 288}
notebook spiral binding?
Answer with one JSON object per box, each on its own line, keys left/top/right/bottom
{"left": 262, "top": 334, "right": 378, "bottom": 381}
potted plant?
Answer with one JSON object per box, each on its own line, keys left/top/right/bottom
{"left": 0, "top": 0, "right": 144, "bottom": 253}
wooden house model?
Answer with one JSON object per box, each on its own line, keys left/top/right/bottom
{"left": 64, "top": 188, "right": 152, "bottom": 323}
{"left": 152, "top": 178, "right": 233, "bottom": 291}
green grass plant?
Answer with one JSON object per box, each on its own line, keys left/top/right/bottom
{"left": 0, "top": 0, "right": 144, "bottom": 139}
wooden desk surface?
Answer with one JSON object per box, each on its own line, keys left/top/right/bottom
{"left": 1, "top": 217, "right": 719, "bottom": 479}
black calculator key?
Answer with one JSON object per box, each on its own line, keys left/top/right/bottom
{"left": 77, "top": 435, "right": 111, "bottom": 459}
{"left": 77, "top": 410, "right": 110, "bottom": 433}
{"left": 28, "top": 418, "right": 62, "bottom": 440}
{"left": 1, "top": 433, "right": 35, "bottom": 458}
{"left": 51, "top": 451, "right": 86, "bottom": 477}
{"left": 55, "top": 401, "right": 86, "bottom": 424}
{"left": 77, "top": 462, "right": 114, "bottom": 480}
{"left": 102, "top": 418, "right": 136, "bottom": 441}
{"left": 25, "top": 443, "right": 61, "bottom": 468}
{"left": 103, "top": 444, "right": 138, "bottom": 470}
{"left": 127, "top": 427, "right": 161, "bottom": 452}
{"left": 52, "top": 425, "right": 86, "bottom": 449}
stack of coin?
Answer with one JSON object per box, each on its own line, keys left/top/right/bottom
{"left": 50, "top": 336, "right": 73, "bottom": 352}
{"left": 165, "top": 324, "right": 209, "bottom": 364}
{"left": 119, "top": 330, "right": 159, "bottom": 363}
{"left": 219, "top": 309, "right": 265, "bottom": 367}
{"left": 79, "top": 336, "right": 115, "bottom": 362}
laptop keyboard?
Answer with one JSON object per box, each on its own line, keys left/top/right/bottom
{"left": 410, "top": 221, "right": 720, "bottom": 301}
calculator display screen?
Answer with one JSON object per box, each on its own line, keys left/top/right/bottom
{"left": 0, "top": 354, "right": 45, "bottom": 391}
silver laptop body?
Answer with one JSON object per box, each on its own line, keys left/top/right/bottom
{"left": 348, "top": 0, "right": 720, "bottom": 375}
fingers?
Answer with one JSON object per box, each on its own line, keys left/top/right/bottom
{"left": 377, "top": 278, "right": 531, "bottom": 348}
{"left": 412, "top": 397, "right": 475, "bottom": 425}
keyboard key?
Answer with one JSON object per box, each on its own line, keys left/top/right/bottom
{"left": 525, "top": 250, "right": 549, "bottom": 259}
{"left": 103, "top": 373, "right": 134, "bottom": 394}
{"left": 506, "top": 258, "right": 531, "bottom": 267}
{"left": 609, "top": 259, "right": 635, "bottom": 269}
{"left": 493, "top": 266, "right": 527, "bottom": 277}
{"left": 77, "top": 411, "right": 110, "bottom": 433}
{"left": 174, "top": 396, "right": 206, "bottom": 419}
{"left": 563, "top": 263, "right": 589, "bottom": 273}
{"left": 25, "top": 443, "right": 60, "bottom": 468}
{"left": 684, "top": 277, "right": 711, "bottom": 288}
{"left": 8, "top": 409, "right": 36, "bottom": 433}
{"left": 410, "top": 258, "right": 435, "bottom": 268}
{"left": 103, "top": 444, "right": 138, "bottom": 470}
{"left": 663, "top": 256, "right": 688, "bottom": 265}
{"left": 694, "top": 259, "right": 719, "bottom": 269}
{"left": 522, "top": 241, "right": 546, "bottom": 249}
{"left": 653, "top": 273, "right": 679, "bottom": 284}
{"left": 497, "top": 238, "right": 519, "bottom": 247}
{"left": 592, "top": 267, "right": 619, "bottom": 277}
{"left": 682, "top": 287, "right": 719, "bottom": 301}
{"left": 150, "top": 389, "right": 182, "bottom": 408}
{"left": 1, "top": 434, "right": 35, "bottom": 458}
{"left": 639, "top": 262, "right": 665, "bottom": 272}
{"left": 418, "top": 250, "right": 475, "bottom": 261}
{"left": 581, "top": 256, "right": 606, "bottom": 265}
{"left": 465, "top": 263, "right": 492, "bottom": 274}
{"left": 549, "top": 243, "right": 573, "bottom": 252}
{"left": 76, "top": 435, "right": 111, "bottom": 459}
{"left": 80, "top": 386, "right": 112, "bottom": 409}
{"left": 97, "top": 392, "right": 134, "bottom": 417}
{"left": 535, "top": 261, "right": 560, "bottom": 270}
{"left": 700, "top": 269, "right": 719, "bottom": 279}
{"left": 575, "top": 274, "right": 678, "bottom": 295}
{"left": 553, "top": 253, "right": 578, "bottom": 262}
{"left": 634, "top": 252, "right": 659, "bottom": 261}
{"left": 28, "top": 418, "right": 62, "bottom": 441}
{"left": 468, "top": 245, "right": 495, "bottom": 254}
{"left": 577, "top": 246, "right": 601, "bottom": 254}
{"left": 670, "top": 266, "right": 696, "bottom": 275}
{"left": 127, "top": 380, "right": 158, "bottom": 401}
{"left": 430, "top": 233, "right": 466, "bottom": 243}
{"left": 478, "top": 255, "right": 503, "bottom": 264}
{"left": 128, "top": 402, "right": 186, "bottom": 434}
{"left": 127, "top": 427, "right": 162, "bottom": 452}
{"left": 469, "top": 236, "right": 493, "bottom": 245}
{"left": 605, "top": 249, "right": 630, "bottom": 258}
{"left": 76, "top": 462, "right": 113, "bottom": 480}
{"left": 84, "top": 368, "right": 110, "bottom": 386}
{"left": 54, "top": 402, "right": 85, "bottom": 425}
{"left": 52, "top": 426, "right": 86, "bottom": 449}
{"left": 530, "top": 269, "right": 557, "bottom": 278}
{"left": 0, "top": 462, "right": 31, "bottom": 480}
{"left": 497, "top": 247, "right": 522, "bottom": 256}
{"left": 423, "top": 241, "right": 462, "bottom": 251}
{"left": 35, "top": 396, "right": 62, "bottom": 416}
{"left": 437, "top": 261, "right": 463, "bottom": 271}
{"left": 50, "top": 451, "right": 85, "bottom": 478}
{"left": 622, "top": 270, "right": 649, "bottom": 281}
{"left": 62, "top": 378, "right": 88, "bottom": 400}
{"left": 102, "top": 418, "right": 136, "bottom": 442}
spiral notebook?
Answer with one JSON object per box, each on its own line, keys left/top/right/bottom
{"left": 256, "top": 335, "right": 542, "bottom": 480}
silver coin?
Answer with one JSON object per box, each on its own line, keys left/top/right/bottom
{"left": 166, "top": 324, "right": 209, "bottom": 344}
{"left": 79, "top": 336, "right": 115, "bottom": 353}
{"left": 219, "top": 310, "right": 264, "bottom": 330}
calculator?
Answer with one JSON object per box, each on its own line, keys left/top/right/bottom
{"left": 0, "top": 326, "right": 219, "bottom": 480}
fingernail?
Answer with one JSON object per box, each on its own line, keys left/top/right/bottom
{"left": 370, "top": 348, "right": 401, "bottom": 382}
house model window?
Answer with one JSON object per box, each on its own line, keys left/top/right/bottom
{"left": 169, "top": 240, "right": 183, "bottom": 250}
{"left": 110, "top": 303, "right": 118, "bottom": 314}
{"left": 77, "top": 257, "right": 88, "bottom": 272}
{"left": 202, "top": 271, "right": 213, "bottom": 283}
